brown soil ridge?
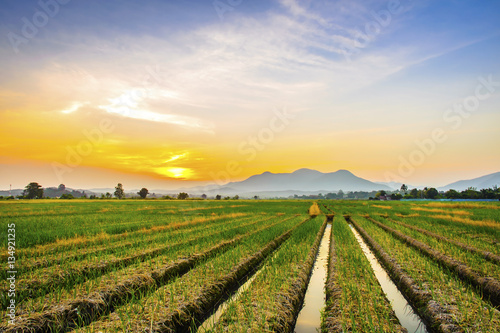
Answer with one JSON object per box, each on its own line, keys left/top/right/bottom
{"left": 18, "top": 214, "right": 255, "bottom": 272}
{"left": 348, "top": 217, "right": 463, "bottom": 333}
{"left": 148, "top": 217, "right": 312, "bottom": 332}
{"left": 322, "top": 217, "right": 343, "bottom": 333}
{"left": 366, "top": 215, "right": 500, "bottom": 308}
{"left": 269, "top": 219, "right": 327, "bottom": 332}
{"left": 321, "top": 204, "right": 334, "bottom": 214}
{"left": 7, "top": 212, "right": 247, "bottom": 261}
{"left": 385, "top": 216, "right": 500, "bottom": 265}
{"left": 323, "top": 217, "right": 406, "bottom": 333}
{"left": 1, "top": 216, "right": 265, "bottom": 310}
{"left": 2, "top": 217, "right": 293, "bottom": 333}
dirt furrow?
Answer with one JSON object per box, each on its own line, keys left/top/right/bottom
{"left": 348, "top": 217, "right": 462, "bottom": 333}
{"left": 323, "top": 216, "right": 342, "bottom": 332}
{"left": 365, "top": 215, "right": 500, "bottom": 308}
{"left": 2, "top": 217, "right": 293, "bottom": 333}
{"left": 148, "top": 218, "right": 311, "bottom": 333}
{"left": 385, "top": 216, "right": 500, "bottom": 265}
{"left": 268, "top": 219, "right": 327, "bottom": 332}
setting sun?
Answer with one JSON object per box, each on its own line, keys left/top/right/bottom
{"left": 0, "top": 0, "right": 499, "bottom": 191}
{"left": 154, "top": 167, "right": 194, "bottom": 179}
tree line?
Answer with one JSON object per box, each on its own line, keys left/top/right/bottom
{"left": 400, "top": 185, "right": 500, "bottom": 200}
{"left": 2, "top": 182, "right": 498, "bottom": 201}
{"left": 1, "top": 182, "right": 242, "bottom": 200}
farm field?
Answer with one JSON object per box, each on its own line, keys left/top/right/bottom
{"left": 1, "top": 199, "right": 500, "bottom": 332}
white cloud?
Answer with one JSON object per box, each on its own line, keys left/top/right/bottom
{"left": 60, "top": 102, "right": 86, "bottom": 114}
{"left": 98, "top": 89, "right": 214, "bottom": 132}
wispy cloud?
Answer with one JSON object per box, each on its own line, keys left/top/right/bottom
{"left": 97, "top": 89, "right": 214, "bottom": 131}
{"left": 60, "top": 101, "right": 87, "bottom": 114}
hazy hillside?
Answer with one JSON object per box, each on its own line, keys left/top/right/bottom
{"left": 183, "top": 169, "right": 391, "bottom": 197}
{"left": 439, "top": 172, "right": 500, "bottom": 191}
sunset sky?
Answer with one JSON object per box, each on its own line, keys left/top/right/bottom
{"left": 1, "top": 0, "right": 499, "bottom": 190}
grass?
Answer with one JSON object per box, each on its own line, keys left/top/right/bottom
{"left": 370, "top": 215, "right": 500, "bottom": 279}
{"left": 72, "top": 215, "right": 304, "bottom": 332}
{"left": 322, "top": 214, "right": 406, "bottom": 332}
{"left": 202, "top": 217, "right": 324, "bottom": 332}
{"left": 353, "top": 214, "right": 500, "bottom": 332}
{"left": 0, "top": 200, "right": 311, "bottom": 248}
{"left": 3, "top": 199, "right": 500, "bottom": 331}
{"left": 1, "top": 214, "right": 284, "bottom": 322}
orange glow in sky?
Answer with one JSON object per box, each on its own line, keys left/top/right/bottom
{"left": 1, "top": 1, "right": 500, "bottom": 190}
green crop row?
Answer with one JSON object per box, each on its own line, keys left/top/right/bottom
{"left": 202, "top": 217, "right": 324, "bottom": 332}
{"left": 0, "top": 200, "right": 312, "bottom": 248}
{"left": 71, "top": 215, "right": 305, "bottom": 332}
{"left": 1, "top": 214, "right": 280, "bottom": 308}
{"left": 322, "top": 214, "right": 406, "bottom": 332}
{"left": 1, "top": 214, "right": 286, "bottom": 325}
{"left": 4, "top": 214, "right": 256, "bottom": 278}
{"left": 353, "top": 215, "right": 500, "bottom": 332}
{"left": 368, "top": 214, "right": 500, "bottom": 281}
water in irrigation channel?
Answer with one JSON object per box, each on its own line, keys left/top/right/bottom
{"left": 197, "top": 252, "right": 277, "bottom": 332}
{"left": 349, "top": 225, "right": 428, "bottom": 333}
{"left": 294, "top": 224, "right": 332, "bottom": 333}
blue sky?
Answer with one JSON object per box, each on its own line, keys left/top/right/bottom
{"left": 0, "top": 0, "right": 499, "bottom": 189}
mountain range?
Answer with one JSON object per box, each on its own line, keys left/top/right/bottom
{"left": 180, "top": 169, "right": 500, "bottom": 197}
{"left": 182, "top": 169, "right": 391, "bottom": 197}
{"left": 2, "top": 169, "right": 499, "bottom": 198}
{"left": 437, "top": 171, "right": 500, "bottom": 192}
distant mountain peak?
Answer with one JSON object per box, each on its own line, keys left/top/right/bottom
{"left": 439, "top": 171, "right": 500, "bottom": 191}
{"left": 293, "top": 168, "right": 321, "bottom": 174}
{"left": 334, "top": 169, "right": 354, "bottom": 175}
{"left": 221, "top": 168, "right": 390, "bottom": 194}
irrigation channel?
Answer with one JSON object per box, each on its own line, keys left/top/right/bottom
{"left": 197, "top": 254, "right": 275, "bottom": 332}
{"left": 348, "top": 224, "right": 428, "bottom": 333}
{"left": 294, "top": 224, "right": 332, "bottom": 332}
{"left": 198, "top": 221, "right": 332, "bottom": 333}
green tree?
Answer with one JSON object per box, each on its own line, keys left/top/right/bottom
{"left": 138, "top": 188, "right": 149, "bottom": 199}
{"left": 60, "top": 193, "right": 74, "bottom": 199}
{"left": 24, "top": 182, "right": 43, "bottom": 199}
{"left": 445, "top": 189, "right": 460, "bottom": 199}
{"left": 400, "top": 184, "right": 408, "bottom": 194}
{"left": 462, "top": 187, "right": 480, "bottom": 199}
{"left": 215, "top": 194, "right": 222, "bottom": 200}
{"left": 114, "top": 183, "right": 125, "bottom": 199}
{"left": 391, "top": 193, "right": 403, "bottom": 200}
{"left": 425, "top": 188, "right": 439, "bottom": 199}
{"left": 409, "top": 188, "right": 419, "bottom": 198}
{"left": 177, "top": 192, "right": 189, "bottom": 200}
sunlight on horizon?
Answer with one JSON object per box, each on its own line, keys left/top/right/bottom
{"left": 154, "top": 167, "right": 194, "bottom": 180}
{"left": 0, "top": 0, "right": 499, "bottom": 189}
